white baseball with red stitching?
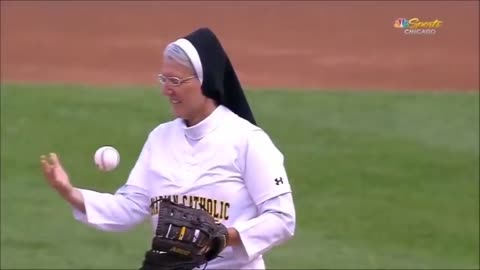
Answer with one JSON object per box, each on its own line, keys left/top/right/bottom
{"left": 94, "top": 146, "right": 120, "bottom": 172}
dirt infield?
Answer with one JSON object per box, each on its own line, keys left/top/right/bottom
{"left": 1, "top": 1, "right": 478, "bottom": 91}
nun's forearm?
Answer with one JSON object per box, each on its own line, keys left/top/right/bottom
{"left": 60, "top": 186, "right": 86, "bottom": 213}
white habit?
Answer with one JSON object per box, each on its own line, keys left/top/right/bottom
{"left": 73, "top": 105, "right": 296, "bottom": 269}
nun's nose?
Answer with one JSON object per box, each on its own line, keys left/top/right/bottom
{"left": 162, "top": 86, "right": 174, "bottom": 96}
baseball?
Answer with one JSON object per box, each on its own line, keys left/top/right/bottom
{"left": 94, "top": 146, "right": 120, "bottom": 172}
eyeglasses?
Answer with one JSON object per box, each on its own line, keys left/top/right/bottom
{"left": 157, "top": 74, "right": 197, "bottom": 87}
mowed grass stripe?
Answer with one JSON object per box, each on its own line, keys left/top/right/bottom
{"left": 1, "top": 83, "right": 478, "bottom": 269}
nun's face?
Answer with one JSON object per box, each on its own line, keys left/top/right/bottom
{"left": 159, "top": 59, "right": 211, "bottom": 125}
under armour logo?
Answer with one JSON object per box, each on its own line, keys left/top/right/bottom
{"left": 274, "top": 177, "right": 284, "bottom": 185}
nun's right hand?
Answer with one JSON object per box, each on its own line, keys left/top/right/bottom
{"left": 40, "top": 152, "right": 74, "bottom": 196}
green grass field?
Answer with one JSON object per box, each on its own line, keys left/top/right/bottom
{"left": 1, "top": 83, "right": 479, "bottom": 269}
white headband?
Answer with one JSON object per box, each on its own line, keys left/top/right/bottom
{"left": 171, "top": 38, "right": 203, "bottom": 84}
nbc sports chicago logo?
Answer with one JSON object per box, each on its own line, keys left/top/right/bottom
{"left": 394, "top": 17, "right": 443, "bottom": 35}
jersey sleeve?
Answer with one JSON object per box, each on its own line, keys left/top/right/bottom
{"left": 243, "top": 129, "right": 292, "bottom": 205}
{"left": 231, "top": 191, "right": 296, "bottom": 261}
{"left": 72, "top": 134, "right": 154, "bottom": 231}
{"left": 72, "top": 185, "right": 151, "bottom": 231}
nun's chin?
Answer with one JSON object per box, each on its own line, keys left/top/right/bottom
{"left": 171, "top": 104, "right": 185, "bottom": 118}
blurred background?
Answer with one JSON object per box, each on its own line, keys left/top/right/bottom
{"left": 2, "top": 0, "right": 478, "bottom": 91}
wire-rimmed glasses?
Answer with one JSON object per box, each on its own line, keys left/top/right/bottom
{"left": 157, "top": 74, "right": 197, "bottom": 87}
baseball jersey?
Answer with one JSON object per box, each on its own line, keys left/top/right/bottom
{"left": 72, "top": 105, "right": 296, "bottom": 269}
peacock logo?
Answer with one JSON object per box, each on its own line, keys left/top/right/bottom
{"left": 394, "top": 18, "right": 410, "bottom": 28}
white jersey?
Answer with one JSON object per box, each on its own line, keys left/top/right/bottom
{"left": 72, "top": 105, "right": 296, "bottom": 269}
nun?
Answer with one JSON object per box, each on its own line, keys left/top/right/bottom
{"left": 40, "top": 27, "right": 296, "bottom": 269}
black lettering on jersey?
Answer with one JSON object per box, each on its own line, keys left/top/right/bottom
{"left": 182, "top": 195, "right": 188, "bottom": 206}
{"left": 150, "top": 196, "right": 162, "bottom": 215}
{"left": 213, "top": 200, "right": 220, "bottom": 219}
{"left": 193, "top": 196, "right": 199, "bottom": 208}
{"left": 206, "top": 199, "right": 214, "bottom": 216}
{"left": 223, "top": 203, "right": 230, "bottom": 220}
{"left": 274, "top": 177, "right": 284, "bottom": 185}
{"left": 150, "top": 195, "right": 230, "bottom": 221}
{"left": 198, "top": 197, "right": 208, "bottom": 212}
{"left": 219, "top": 201, "right": 224, "bottom": 219}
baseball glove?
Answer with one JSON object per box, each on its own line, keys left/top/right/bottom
{"left": 139, "top": 198, "right": 229, "bottom": 270}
